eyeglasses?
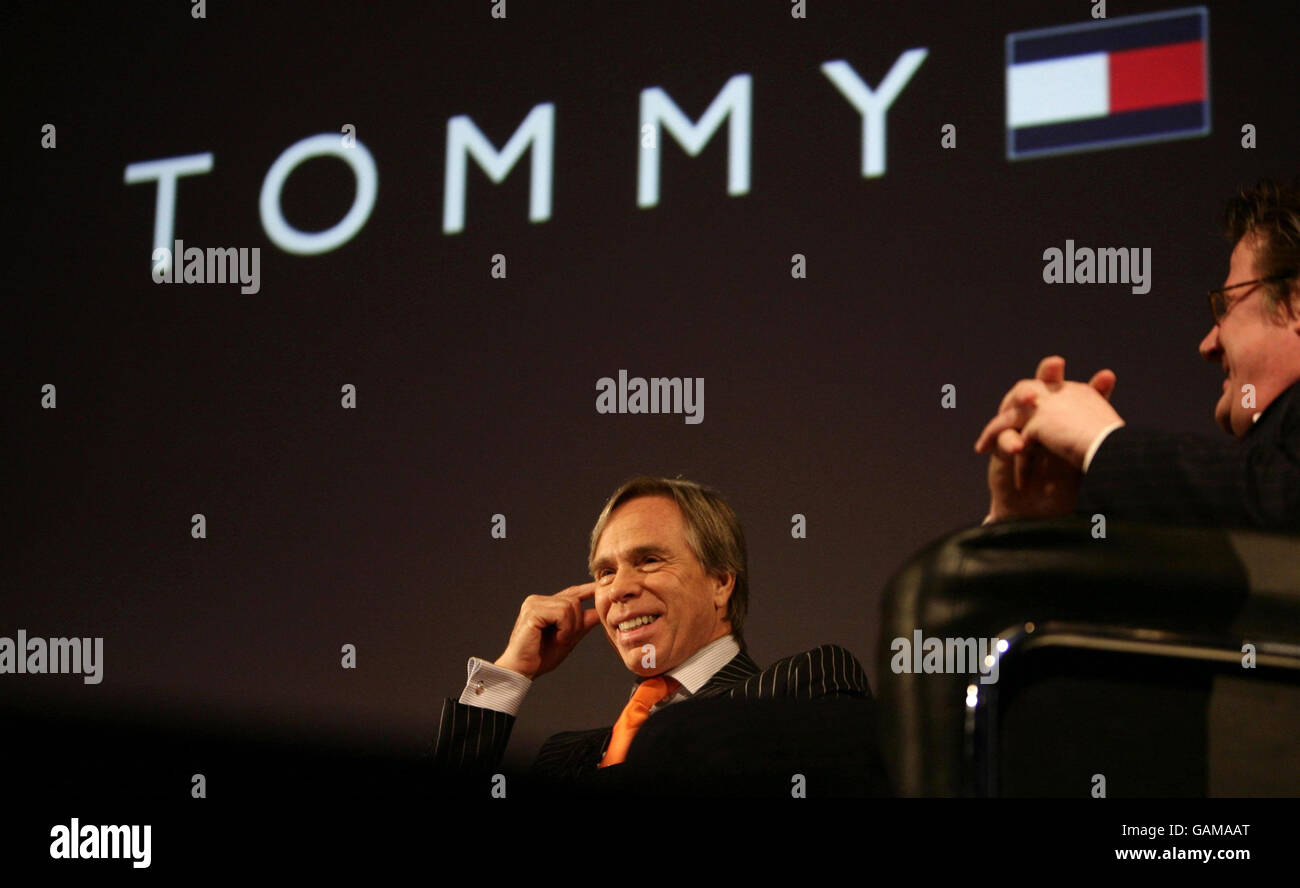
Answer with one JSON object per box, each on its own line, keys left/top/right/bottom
{"left": 1207, "top": 273, "right": 1294, "bottom": 323}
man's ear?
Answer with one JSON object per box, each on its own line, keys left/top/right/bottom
{"left": 711, "top": 571, "right": 735, "bottom": 609}
{"left": 1286, "top": 285, "right": 1300, "bottom": 333}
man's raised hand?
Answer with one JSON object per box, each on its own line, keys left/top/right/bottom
{"left": 978, "top": 356, "right": 1120, "bottom": 522}
{"left": 975, "top": 356, "right": 1120, "bottom": 469}
{"left": 494, "top": 584, "right": 601, "bottom": 679}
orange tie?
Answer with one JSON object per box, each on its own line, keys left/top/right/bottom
{"left": 598, "top": 675, "right": 681, "bottom": 767}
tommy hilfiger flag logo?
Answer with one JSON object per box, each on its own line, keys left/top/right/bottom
{"left": 1006, "top": 7, "right": 1209, "bottom": 160}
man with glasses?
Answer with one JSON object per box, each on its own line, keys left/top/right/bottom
{"left": 974, "top": 179, "right": 1300, "bottom": 531}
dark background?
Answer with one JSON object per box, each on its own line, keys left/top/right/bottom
{"left": 4, "top": 0, "right": 1296, "bottom": 774}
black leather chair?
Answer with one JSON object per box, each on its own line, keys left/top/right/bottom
{"left": 877, "top": 518, "right": 1300, "bottom": 797}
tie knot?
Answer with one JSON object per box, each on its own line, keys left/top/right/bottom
{"left": 632, "top": 675, "right": 680, "bottom": 708}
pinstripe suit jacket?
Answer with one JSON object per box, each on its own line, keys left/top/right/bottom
{"left": 1077, "top": 379, "right": 1300, "bottom": 531}
{"left": 431, "top": 643, "right": 871, "bottom": 784}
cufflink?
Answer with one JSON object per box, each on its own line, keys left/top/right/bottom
{"left": 473, "top": 681, "right": 485, "bottom": 695}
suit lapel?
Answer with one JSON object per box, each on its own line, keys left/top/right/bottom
{"left": 692, "top": 650, "right": 760, "bottom": 699}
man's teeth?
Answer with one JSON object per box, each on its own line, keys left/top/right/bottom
{"left": 618, "top": 615, "right": 659, "bottom": 631}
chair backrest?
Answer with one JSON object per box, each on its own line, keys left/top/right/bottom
{"left": 876, "top": 519, "right": 1300, "bottom": 797}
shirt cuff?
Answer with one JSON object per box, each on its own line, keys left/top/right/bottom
{"left": 458, "top": 657, "right": 532, "bottom": 716}
{"left": 1082, "top": 421, "right": 1126, "bottom": 474}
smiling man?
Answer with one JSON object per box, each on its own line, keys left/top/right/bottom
{"left": 431, "top": 476, "right": 881, "bottom": 793}
{"left": 589, "top": 495, "right": 735, "bottom": 677}
{"left": 974, "top": 179, "right": 1300, "bottom": 531}
{"left": 1203, "top": 231, "right": 1300, "bottom": 438}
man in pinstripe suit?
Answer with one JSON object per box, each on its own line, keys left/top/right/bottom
{"left": 976, "top": 180, "right": 1300, "bottom": 531}
{"left": 431, "top": 476, "right": 884, "bottom": 794}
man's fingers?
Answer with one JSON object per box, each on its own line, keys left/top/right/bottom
{"left": 1035, "top": 355, "right": 1066, "bottom": 385}
{"left": 995, "top": 427, "right": 1025, "bottom": 456}
{"left": 557, "top": 582, "right": 597, "bottom": 601}
{"left": 976, "top": 396, "right": 1037, "bottom": 453}
{"left": 1088, "top": 368, "right": 1117, "bottom": 400}
{"left": 529, "top": 598, "right": 569, "bottom": 630}
{"left": 976, "top": 411, "right": 1013, "bottom": 453}
{"left": 996, "top": 379, "right": 1027, "bottom": 413}
{"left": 516, "top": 585, "right": 598, "bottom": 648}
{"left": 995, "top": 377, "right": 1050, "bottom": 421}
{"left": 550, "top": 600, "right": 585, "bottom": 643}
{"left": 557, "top": 605, "right": 602, "bottom": 646}
{"left": 1012, "top": 439, "right": 1048, "bottom": 491}
{"left": 976, "top": 411, "right": 1017, "bottom": 453}
{"left": 550, "top": 592, "right": 606, "bottom": 643}
{"left": 567, "top": 598, "right": 585, "bottom": 642}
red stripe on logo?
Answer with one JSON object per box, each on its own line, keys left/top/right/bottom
{"left": 1109, "top": 41, "right": 1206, "bottom": 112}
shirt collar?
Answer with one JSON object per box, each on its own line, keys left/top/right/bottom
{"left": 665, "top": 634, "right": 740, "bottom": 696}
{"left": 604, "top": 636, "right": 741, "bottom": 761}
{"left": 625, "top": 634, "right": 741, "bottom": 708}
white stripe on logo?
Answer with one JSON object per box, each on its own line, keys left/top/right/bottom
{"left": 1007, "top": 52, "right": 1109, "bottom": 127}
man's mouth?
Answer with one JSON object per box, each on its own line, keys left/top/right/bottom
{"left": 616, "top": 614, "right": 660, "bottom": 632}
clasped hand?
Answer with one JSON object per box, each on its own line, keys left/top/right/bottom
{"left": 974, "top": 355, "right": 1123, "bottom": 522}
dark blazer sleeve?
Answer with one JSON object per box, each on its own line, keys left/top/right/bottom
{"left": 430, "top": 697, "right": 516, "bottom": 774}
{"left": 1077, "top": 393, "right": 1300, "bottom": 531}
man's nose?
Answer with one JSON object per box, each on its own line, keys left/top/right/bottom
{"left": 608, "top": 565, "right": 641, "bottom": 601}
{"left": 1198, "top": 323, "right": 1221, "bottom": 361}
